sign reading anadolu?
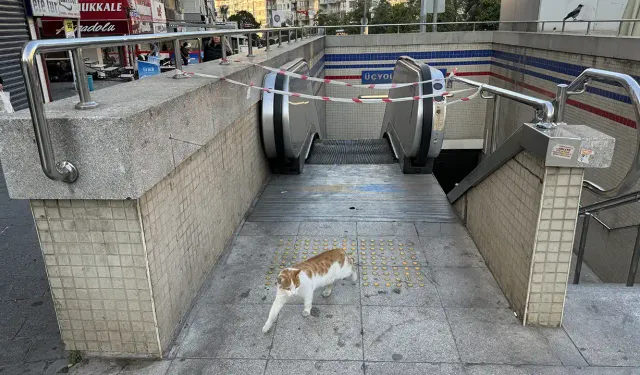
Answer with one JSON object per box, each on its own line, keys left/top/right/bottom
{"left": 39, "top": 0, "right": 130, "bottom": 37}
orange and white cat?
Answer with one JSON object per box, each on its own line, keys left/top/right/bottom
{"left": 262, "top": 248, "right": 357, "bottom": 333}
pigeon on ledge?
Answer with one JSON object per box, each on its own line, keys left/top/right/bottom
{"left": 564, "top": 4, "right": 584, "bottom": 21}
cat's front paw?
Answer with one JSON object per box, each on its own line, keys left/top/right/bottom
{"left": 262, "top": 323, "right": 272, "bottom": 333}
{"left": 301, "top": 309, "right": 311, "bottom": 317}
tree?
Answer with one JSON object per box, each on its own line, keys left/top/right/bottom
{"left": 462, "top": 0, "right": 500, "bottom": 30}
{"left": 229, "top": 10, "right": 261, "bottom": 29}
{"left": 316, "top": 10, "right": 346, "bottom": 35}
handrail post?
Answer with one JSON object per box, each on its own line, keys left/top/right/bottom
{"left": 586, "top": 21, "right": 591, "bottom": 35}
{"left": 555, "top": 84, "right": 568, "bottom": 123}
{"left": 490, "top": 95, "right": 500, "bottom": 153}
{"left": 247, "top": 32, "right": 255, "bottom": 57}
{"left": 173, "top": 38, "right": 182, "bottom": 72}
{"left": 295, "top": 28, "right": 298, "bottom": 41}
{"left": 562, "top": 20, "right": 566, "bottom": 33}
{"left": 627, "top": 225, "right": 640, "bottom": 286}
{"left": 617, "top": 20, "right": 624, "bottom": 36}
{"left": 278, "top": 30, "right": 282, "bottom": 47}
{"left": 266, "top": 31, "right": 270, "bottom": 51}
{"left": 288, "top": 29, "right": 291, "bottom": 44}
{"left": 71, "top": 48, "right": 98, "bottom": 110}
{"left": 573, "top": 213, "right": 592, "bottom": 284}
{"left": 220, "top": 35, "right": 229, "bottom": 65}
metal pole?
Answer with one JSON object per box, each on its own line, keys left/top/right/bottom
{"left": 626, "top": 225, "right": 640, "bottom": 286}
{"left": 220, "top": 35, "right": 229, "bottom": 65}
{"left": 397, "top": 25, "right": 400, "bottom": 33}
{"left": 555, "top": 84, "right": 568, "bottom": 123}
{"left": 295, "top": 28, "right": 298, "bottom": 41}
{"left": 266, "top": 31, "right": 270, "bottom": 51}
{"left": 419, "top": 0, "right": 427, "bottom": 32}
{"left": 617, "top": 21, "right": 624, "bottom": 36}
{"left": 173, "top": 38, "right": 182, "bottom": 71}
{"left": 562, "top": 20, "right": 566, "bottom": 33}
{"left": 586, "top": 21, "right": 591, "bottom": 35}
{"left": 490, "top": 96, "right": 500, "bottom": 153}
{"left": 247, "top": 33, "right": 255, "bottom": 57}
{"left": 278, "top": 30, "right": 282, "bottom": 47}
{"left": 70, "top": 48, "right": 98, "bottom": 110}
{"left": 541, "top": 21, "right": 545, "bottom": 31}
{"left": 288, "top": 29, "right": 291, "bottom": 44}
{"left": 432, "top": 0, "right": 438, "bottom": 32}
{"left": 473, "top": 23, "right": 476, "bottom": 32}
{"left": 573, "top": 213, "right": 592, "bottom": 284}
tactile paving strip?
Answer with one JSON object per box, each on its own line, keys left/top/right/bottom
{"left": 358, "top": 238, "right": 427, "bottom": 289}
{"left": 306, "top": 139, "right": 396, "bottom": 165}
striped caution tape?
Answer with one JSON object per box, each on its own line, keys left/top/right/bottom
{"left": 225, "top": 59, "right": 457, "bottom": 90}
{"left": 176, "top": 69, "right": 482, "bottom": 105}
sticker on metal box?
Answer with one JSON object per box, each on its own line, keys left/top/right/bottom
{"left": 551, "top": 144, "right": 575, "bottom": 159}
{"left": 578, "top": 148, "right": 594, "bottom": 164}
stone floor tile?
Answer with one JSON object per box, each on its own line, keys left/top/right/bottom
{"left": 440, "top": 223, "right": 469, "bottom": 237}
{"left": 357, "top": 237, "right": 424, "bottom": 267}
{"left": 167, "top": 359, "right": 266, "bottom": 375}
{"left": 365, "top": 362, "right": 465, "bottom": 375}
{"left": 361, "top": 306, "right": 459, "bottom": 363}
{"left": 223, "top": 235, "right": 295, "bottom": 265}
{"left": 0, "top": 361, "right": 48, "bottom": 375}
{"left": 414, "top": 222, "right": 441, "bottom": 237}
{"left": 265, "top": 360, "right": 364, "bottom": 374}
{"left": 239, "top": 221, "right": 301, "bottom": 236}
{"left": 539, "top": 328, "right": 588, "bottom": 366}
{"left": 421, "top": 236, "right": 485, "bottom": 268}
{"left": 446, "top": 308, "right": 562, "bottom": 365}
{"left": 463, "top": 364, "right": 573, "bottom": 375}
{"left": 118, "top": 359, "right": 173, "bottom": 375}
{"left": 0, "top": 338, "right": 31, "bottom": 363}
{"left": 24, "top": 337, "right": 67, "bottom": 363}
{"left": 270, "top": 305, "right": 363, "bottom": 360}
{"left": 357, "top": 222, "right": 417, "bottom": 237}
{"left": 174, "top": 304, "right": 274, "bottom": 359}
{"left": 564, "top": 284, "right": 640, "bottom": 366}
{"left": 298, "top": 221, "right": 357, "bottom": 236}
{"left": 432, "top": 267, "right": 509, "bottom": 308}
{"left": 68, "top": 359, "right": 122, "bottom": 375}
{"left": 360, "top": 266, "right": 440, "bottom": 307}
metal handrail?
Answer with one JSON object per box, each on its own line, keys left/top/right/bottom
{"left": 453, "top": 76, "right": 555, "bottom": 122}
{"left": 555, "top": 69, "right": 640, "bottom": 198}
{"left": 20, "top": 26, "right": 317, "bottom": 183}
{"left": 574, "top": 189, "right": 640, "bottom": 287}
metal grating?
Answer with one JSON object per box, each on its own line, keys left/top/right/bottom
{"left": 307, "top": 139, "right": 396, "bottom": 165}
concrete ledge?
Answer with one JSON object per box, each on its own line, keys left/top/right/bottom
{"left": 0, "top": 37, "right": 324, "bottom": 200}
{"left": 325, "top": 31, "right": 493, "bottom": 47}
{"left": 493, "top": 31, "right": 640, "bottom": 62}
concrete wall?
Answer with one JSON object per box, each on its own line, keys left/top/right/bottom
{"left": 324, "top": 32, "right": 492, "bottom": 143}
{"left": 4, "top": 38, "right": 325, "bottom": 357}
{"left": 455, "top": 151, "right": 584, "bottom": 326}
{"left": 487, "top": 32, "right": 640, "bottom": 283}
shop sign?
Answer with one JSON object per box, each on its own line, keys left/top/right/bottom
{"left": 152, "top": 0, "right": 167, "bottom": 34}
{"left": 80, "top": 0, "right": 128, "bottom": 20}
{"left": 30, "top": 0, "right": 80, "bottom": 18}
{"left": 129, "top": 0, "right": 154, "bottom": 34}
{"left": 40, "top": 19, "right": 131, "bottom": 37}
{"left": 138, "top": 59, "right": 160, "bottom": 79}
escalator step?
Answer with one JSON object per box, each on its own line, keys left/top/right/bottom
{"left": 307, "top": 139, "right": 396, "bottom": 165}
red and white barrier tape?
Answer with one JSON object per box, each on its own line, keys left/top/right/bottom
{"left": 177, "top": 69, "right": 482, "bottom": 105}
{"left": 223, "top": 59, "right": 454, "bottom": 90}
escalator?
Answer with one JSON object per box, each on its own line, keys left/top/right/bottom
{"left": 260, "top": 56, "right": 447, "bottom": 174}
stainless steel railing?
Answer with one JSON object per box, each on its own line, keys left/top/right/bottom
{"left": 555, "top": 69, "right": 640, "bottom": 198}
{"left": 20, "top": 26, "right": 317, "bottom": 183}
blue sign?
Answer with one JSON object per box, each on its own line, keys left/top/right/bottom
{"left": 361, "top": 70, "right": 394, "bottom": 84}
{"left": 138, "top": 60, "right": 160, "bottom": 79}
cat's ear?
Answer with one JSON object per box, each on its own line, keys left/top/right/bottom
{"left": 292, "top": 269, "right": 301, "bottom": 280}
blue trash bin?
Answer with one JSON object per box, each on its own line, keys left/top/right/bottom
{"left": 87, "top": 74, "right": 94, "bottom": 92}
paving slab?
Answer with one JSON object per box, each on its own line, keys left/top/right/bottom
{"left": 223, "top": 235, "right": 295, "bottom": 265}
{"left": 24, "top": 336, "right": 67, "bottom": 363}
{"left": 356, "top": 222, "right": 417, "bottom": 237}
{"left": 421, "top": 236, "right": 485, "bottom": 268}
{"left": 360, "top": 266, "right": 440, "bottom": 307}
{"left": 270, "top": 305, "right": 363, "bottom": 360}
{"left": 265, "top": 360, "right": 364, "bottom": 374}
{"left": 564, "top": 284, "right": 640, "bottom": 367}
{"left": 431, "top": 267, "right": 509, "bottom": 308}
{"left": 298, "top": 221, "right": 357, "bottom": 236}
{"left": 361, "top": 306, "right": 459, "bottom": 363}
{"left": 365, "top": 362, "right": 465, "bottom": 375}
{"left": 174, "top": 303, "right": 274, "bottom": 359}
{"left": 118, "top": 359, "right": 172, "bottom": 375}
{"left": 0, "top": 361, "right": 48, "bottom": 375}
{"left": 239, "top": 221, "right": 301, "bottom": 236}
{"left": 445, "top": 308, "right": 562, "bottom": 365}
{"left": 167, "top": 359, "right": 265, "bottom": 375}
